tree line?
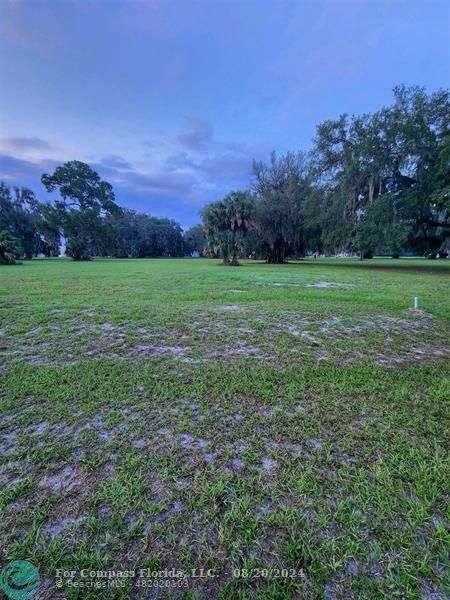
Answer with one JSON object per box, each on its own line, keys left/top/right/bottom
{"left": 1, "top": 85, "right": 448, "bottom": 265}
{"left": 202, "top": 85, "right": 449, "bottom": 263}
{"left": 0, "top": 161, "right": 192, "bottom": 263}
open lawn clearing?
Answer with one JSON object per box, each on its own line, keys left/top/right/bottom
{"left": 0, "top": 258, "right": 449, "bottom": 599}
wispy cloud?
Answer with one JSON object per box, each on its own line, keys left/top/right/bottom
{"left": 176, "top": 118, "right": 214, "bottom": 152}
{"left": 0, "top": 153, "right": 60, "bottom": 184}
{"left": 0, "top": 136, "right": 55, "bottom": 153}
{"left": 113, "top": 169, "right": 199, "bottom": 196}
{"left": 165, "top": 148, "right": 254, "bottom": 188}
{"left": 99, "top": 155, "right": 132, "bottom": 170}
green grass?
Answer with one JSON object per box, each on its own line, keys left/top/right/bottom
{"left": 0, "top": 257, "right": 449, "bottom": 599}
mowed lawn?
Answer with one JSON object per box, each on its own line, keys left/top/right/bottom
{"left": 0, "top": 258, "right": 449, "bottom": 599}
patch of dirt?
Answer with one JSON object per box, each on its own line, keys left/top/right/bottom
{"left": 306, "top": 438, "right": 323, "bottom": 450}
{"left": 420, "top": 579, "right": 446, "bottom": 599}
{"left": 222, "top": 339, "right": 265, "bottom": 358}
{"left": 0, "top": 432, "right": 17, "bottom": 457}
{"left": 220, "top": 305, "right": 242, "bottom": 311}
{"left": 32, "top": 421, "right": 49, "bottom": 436}
{"left": 41, "top": 516, "right": 84, "bottom": 539}
{"left": 260, "top": 456, "right": 277, "bottom": 471}
{"left": 255, "top": 499, "right": 272, "bottom": 518}
{"left": 231, "top": 458, "right": 243, "bottom": 470}
{"left": 306, "top": 281, "right": 354, "bottom": 289}
{"left": 286, "top": 324, "right": 300, "bottom": 336}
{"left": 203, "top": 453, "right": 214, "bottom": 465}
{"left": 38, "top": 465, "right": 78, "bottom": 492}
{"left": 27, "top": 326, "right": 42, "bottom": 335}
{"left": 73, "top": 415, "right": 114, "bottom": 443}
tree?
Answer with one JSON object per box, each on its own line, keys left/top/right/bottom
{"left": 310, "top": 111, "right": 389, "bottom": 254}
{"left": 386, "top": 86, "right": 450, "bottom": 253}
{"left": 252, "top": 152, "right": 309, "bottom": 263}
{"left": 184, "top": 224, "right": 206, "bottom": 256}
{"left": 353, "top": 196, "right": 410, "bottom": 259}
{"left": 202, "top": 191, "right": 254, "bottom": 265}
{"left": 0, "top": 230, "right": 20, "bottom": 264}
{"left": 36, "top": 203, "right": 61, "bottom": 257}
{"left": 0, "top": 182, "right": 59, "bottom": 258}
{"left": 353, "top": 219, "right": 378, "bottom": 259}
{"left": 41, "top": 161, "right": 120, "bottom": 260}
{"left": 310, "top": 85, "right": 449, "bottom": 256}
{"left": 103, "top": 209, "right": 186, "bottom": 258}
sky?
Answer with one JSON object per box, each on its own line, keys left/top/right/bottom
{"left": 0, "top": 0, "right": 449, "bottom": 228}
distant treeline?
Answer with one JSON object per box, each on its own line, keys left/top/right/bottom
{"left": 1, "top": 85, "right": 448, "bottom": 265}
{"left": 0, "top": 164, "right": 191, "bottom": 263}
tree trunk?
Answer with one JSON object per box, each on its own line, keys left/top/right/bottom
{"left": 230, "top": 242, "right": 239, "bottom": 266}
{"left": 267, "top": 239, "right": 286, "bottom": 263}
{"left": 0, "top": 249, "right": 16, "bottom": 264}
{"left": 368, "top": 175, "right": 375, "bottom": 206}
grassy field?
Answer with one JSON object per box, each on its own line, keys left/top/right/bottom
{"left": 0, "top": 257, "right": 449, "bottom": 599}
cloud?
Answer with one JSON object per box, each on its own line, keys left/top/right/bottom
{"left": 86, "top": 157, "right": 201, "bottom": 198}
{"left": 165, "top": 151, "right": 197, "bottom": 171}
{"left": 0, "top": 153, "right": 59, "bottom": 183}
{"left": 165, "top": 149, "right": 252, "bottom": 187}
{"left": 0, "top": 137, "right": 55, "bottom": 152}
{"left": 114, "top": 169, "right": 198, "bottom": 195}
{"left": 197, "top": 152, "right": 254, "bottom": 186}
{"left": 99, "top": 154, "right": 132, "bottom": 170}
{"left": 0, "top": 150, "right": 200, "bottom": 199}
{"left": 166, "top": 136, "right": 267, "bottom": 191}
{"left": 176, "top": 118, "right": 213, "bottom": 151}
{"left": 168, "top": 116, "right": 269, "bottom": 193}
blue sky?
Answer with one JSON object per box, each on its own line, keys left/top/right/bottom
{"left": 0, "top": 0, "right": 448, "bottom": 228}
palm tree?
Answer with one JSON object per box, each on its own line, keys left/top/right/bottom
{"left": 226, "top": 192, "right": 254, "bottom": 265}
{"left": 202, "top": 200, "right": 229, "bottom": 263}
{"left": 202, "top": 192, "right": 254, "bottom": 265}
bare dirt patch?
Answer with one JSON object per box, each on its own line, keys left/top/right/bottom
{"left": 306, "top": 281, "right": 355, "bottom": 289}
{"left": 41, "top": 516, "right": 84, "bottom": 539}
{"left": 38, "top": 466, "right": 78, "bottom": 493}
